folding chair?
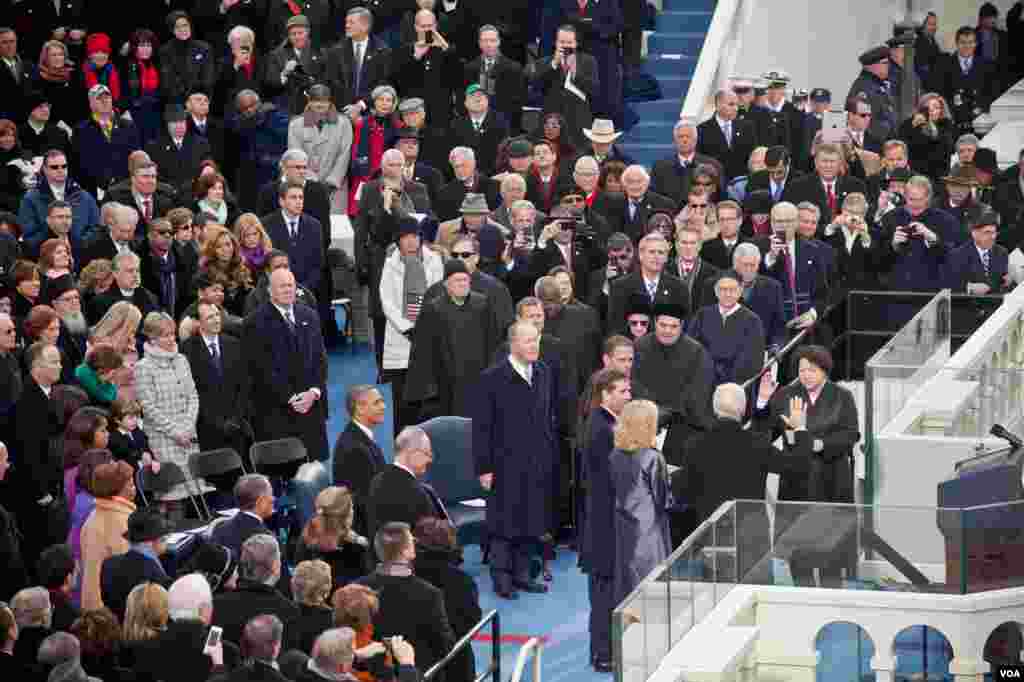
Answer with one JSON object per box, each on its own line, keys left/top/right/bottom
{"left": 188, "top": 449, "right": 247, "bottom": 519}
{"left": 419, "top": 416, "right": 486, "bottom": 548}
{"left": 136, "top": 461, "right": 205, "bottom": 521}
{"left": 250, "top": 438, "right": 309, "bottom": 477}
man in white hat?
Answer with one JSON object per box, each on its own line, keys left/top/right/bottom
{"left": 581, "top": 118, "right": 633, "bottom": 166}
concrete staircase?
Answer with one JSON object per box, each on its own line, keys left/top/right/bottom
{"left": 621, "top": 0, "right": 716, "bottom": 169}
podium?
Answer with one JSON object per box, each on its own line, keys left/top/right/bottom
{"left": 937, "top": 445, "right": 1024, "bottom": 591}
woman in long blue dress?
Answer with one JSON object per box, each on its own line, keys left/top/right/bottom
{"left": 609, "top": 399, "right": 673, "bottom": 604}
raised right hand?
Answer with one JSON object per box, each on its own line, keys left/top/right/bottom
{"left": 758, "top": 372, "right": 778, "bottom": 402}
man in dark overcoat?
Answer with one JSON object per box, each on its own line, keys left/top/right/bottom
{"left": 474, "top": 321, "right": 558, "bottom": 599}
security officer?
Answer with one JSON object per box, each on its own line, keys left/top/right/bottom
{"left": 730, "top": 77, "right": 757, "bottom": 124}
{"left": 752, "top": 71, "right": 801, "bottom": 157}
{"left": 930, "top": 26, "right": 996, "bottom": 136}
{"left": 846, "top": 45, "right": 897, "bottom": 143}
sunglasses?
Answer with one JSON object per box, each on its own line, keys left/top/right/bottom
{"left": 155, "top": 230, "right": 173, "bottom": 237}
{"left": 47, "top": 164, "right": 67, "bottom": 170}
{"left": 451, "top": 251, "right": 475, "bottom": 259}
{"left": 693, "top": 180, "right": 714, "bottom": 186}
{"left": 689, "top": 203, "right": 709, "bottom": 209}
{"left": 628, "top": 319, "right": 649, "bottom": 327}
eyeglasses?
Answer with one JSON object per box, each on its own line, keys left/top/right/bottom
{"left": 451, "top": 251, "right": 475, "bottom": 259}
{"left": 628, "top": 320, "right": 649, "bottom": 327}
{"left": 689, "top": 203, "right": 709, "bottom": 209}
{"left": 154, "top": 230, "right": 173, "bottom": 237}
{"left": 47, "top": 164, "right": 67, "bottom": 170}
{"left": 693, "top": 180, "right": 714, "bottom": 186}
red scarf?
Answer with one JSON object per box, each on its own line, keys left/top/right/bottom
{"left": 137, "top": 59, "right": 159, "bottom": 93}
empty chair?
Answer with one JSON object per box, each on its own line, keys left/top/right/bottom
{"left": 137, "top": 460, "right": 204, "bottom": 520}
{"left": 419, "top": 416, "right": 486, "bottom": 547}
{"left": 250, "top": 437, "right": 309, "bottom": 478}
{"left": 188, "top": 449, "right": 247, "bottom": 518}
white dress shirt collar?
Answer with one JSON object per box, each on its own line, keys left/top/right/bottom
{"left": 353, "top": 419, "right": 375, "bottom": 442}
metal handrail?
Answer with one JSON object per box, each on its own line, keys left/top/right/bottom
{"left": 424, "top": 609, "right": 500, "bottom": 682}
{"left": 741, "top": 324, "right": 814, "bottom": 390}
{"left": 509, "top": 638, "right": 544, "bottom": 682}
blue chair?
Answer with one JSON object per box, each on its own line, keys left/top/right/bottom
{"left": 419, "top": 416, "right": 487, "bottom": 548}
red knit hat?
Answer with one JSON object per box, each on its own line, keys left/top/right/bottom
{"left": 85, "top": 33, "right": 112, "bottom": 57}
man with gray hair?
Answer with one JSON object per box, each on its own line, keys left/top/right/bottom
{"left": 86, "top": 249, "right": 159, "bottom": 324}
{"left": 365, "top": 426, "right": 442, "bottom": 539}
{"left": 82, "top": 202, "right": 139, "bottom": 267}
{"left": 651, "top": 119, "right": 719, "bottom": 207}
{"left": 234, "top": 614, "right": 286, "bottom": 680}
{"left": 213, "top": 534, "right": 299, "bottom": 648}
{"left": 300, "top": 627, "right": 419, "bottom": 682}
{"left": 619, "top": 164, "right": 676, "bottom": 241}
{"left": 675, "top": 382, "right": 811, "bottom": 525}
{"left": 754, "top": 201, "right": 830, "bottom": 328}
{"left": 133, "top": 573, "right": 238, "bottom": 681}
{"left": 212, "top": 474, "right": 275, "bottom": 557}
{"left": 436, "top": 145, "right": 500, "bottom": 221}
{"left": 37, "top": 632, "right": 100, "bottom": 682}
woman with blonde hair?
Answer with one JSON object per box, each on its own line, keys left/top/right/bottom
{"left": 290, "top": 559, "right": 334, "bottom": 654}
{"left": 609, "top": 399, "right": 672, "bottom": 604}
{"left": 898, "top": 92, "right": 955, "bottom": 182}
{"left": 233, "top": 213, "right": 274, "bottom": 273}
{"left": 79, "top": 259, "right": 115, "bottom": 308}
{"left": 296, "top": 486, "right": 370, "bottom": 592}
{"left": 122, "top": 582, "right": 168, "bottom": 644}
{"left": 199, "top": 225, "right": 252, "bottom": 316}
{"left": 332, "top": 583, "right": 391, "bottom": 681}
{"left": 91, "top": 300, "right": 142, "bottom": 402}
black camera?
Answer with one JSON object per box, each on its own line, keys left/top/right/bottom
{"left": 288, "top": 63, "right": 316, "bottom": 90}
{"left": 563, "top": 47, "right": 575, "bottom": 56}
{"left": 424, "top": 29, "right": 434, "bottom": 44}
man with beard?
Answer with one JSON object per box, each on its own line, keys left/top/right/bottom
{"left": 405, "top": 259, "right": 502, "bottom": 419}
{"left": 632, "top": 302, "right": 714, "bottom": 546}
{"left": 44, "top": 275, "right": 87, "bottom": 374}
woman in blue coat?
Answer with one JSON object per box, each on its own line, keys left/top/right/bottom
{"left": 609, "top": 398, "right": 672, "bottom": 606}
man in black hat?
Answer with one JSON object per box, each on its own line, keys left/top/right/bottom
{"left": 972, "top": 147, "right": 1000, "bottom": 204}
{"left": 45, "top": 275, "right": 87, "bottom": 372}
{"left": 632, "top": 299, "right": 714, "bottom": 544}
{"left": 846, "top": 45, "right": 897, "bottom": 142}
{"left": 99, "top": 510, "right": 172, "bottom": 621}
{"left": 945, "top": 205, "right": 1010, "bottom": 294}
{"left": 405, "top": 258, "right": 502, "bottom": 418}
{"left": 264, "top": 15, "right": 328, "bottom": 116}
{"left": 146, "top": 105, "right": 212, "bottom": 197}
{"left": 18, "top": 92, "right": 70, "bottom": 158}
{"left": 395, "top": 127, "right": 443, "bottom": 205}
{"left": 930, "top": 26, "right": 996, "bottom": 135}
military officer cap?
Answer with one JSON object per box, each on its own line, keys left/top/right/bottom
{"left": 730, "top": 77, "right": 754, "bottom": 93}
{"left": 793, "top": 89, "right": 809, "bottom": 103}
{"left": 810, "top": 88, "right": 831, "bottom": 102}
{"left": 752, "top": 78, "right": 769, "bottom": 96}
{"left": 859, "top": 46, "right": 890, "bottom": 66}
{"left": 762, "top": 70, "right": 790, "bottom": 88}
{"left": 286, "top": 15, "right": 310, "bottom": 30}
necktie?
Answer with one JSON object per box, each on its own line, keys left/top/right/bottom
{"left": 8, "top": 60, "right": 18, "bottom": 83}
{"left": 143, "top": 197, "right": 153, "bottom": 221}
{"left": 289, "top": 219, "right": 298, "bottom": 240}
{"left": 629, "top": 200, "right": 637, "bottom": 221}
{"left": 646, "top": 280, "right": 657, "bottom": 302}
{"left": 782, "top": 247, "right": 796, "bottom": 296}
{"left": 209, "top": 341, "right": 222, "bottom": 375}
{"left": 421, "top": 482, "right": 452, "bottom": 523}
{"left": 353, "top": 42, "right": 364, "bottom": 95}
{"left": 982, "top": 250, "right": 991, "bottom": 277}
{"left": 284, "top": 308, "right": 296, "bottom": 332}
{"left": 524, "top": 363, "right": 533, "bottom": 386}
{"left": 826, "top": 182, "right": 837, "bottom": 216}
{"left": 723, "top": 122, "right": 732, "bottom": 147}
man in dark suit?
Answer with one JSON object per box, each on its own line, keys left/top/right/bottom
{"left": 357, "top": 523, "right": 455, "bottom": 680}
{"left": 822, "top": 195, "right": 884, "bottom": 294}
{"left": 930, "top": 26, "right": 997, "bottom": 135}
{"left": 365, "top": 426, "right": 441, "bottom": 542}
{"left": 697, "top": 89, "right": 757, "bottom": 182}
{"left": 734, "top": 242, "right": 787, "bottom": 349}
{"left": 0, "top": 28, "right": 29, "bottom": 123}
{"left": 332, "top": 385, "right": 387, "bottom": 537}
{"left": 185, "top": 91, "right": 226, "bottom": 168}
{"left": 80, "top": 203, "right": 139, "bottom": 269}
{"left": 138, "top": 218, "right": 197, "bottom": 320}
{"left": 945, "top": 206, "right": 1010, "bottom": 294}
{"left": 606, "top": 231, "right": 690, "bottom": 336}
{"left": 210, "top": 474, "right": 276, "bottom": 559}
{"left": 529, "top": 205, "right": 602, "bottom": 302}
{"left": 242, "top": 269, "right": 329, "bottom": 462}
{"left": 263, "top": 15, "right": 328, "bottom": 116}
{"left": 103, "top": 161, "right": 176, "bottom": 236}
{"left": 99, "top": 510, "right": 172, "bottom": 621}
{"left": 86, "top": 251, "right": 159, "bottom": 325}
{"left": 701, "top": 199, "right": 747, "bottom": 270}
{"left": 326, "top": 7, "right": 392, "bottom": 115}
{"left": 678, "top": 383, "right": 811, "bottom": 525}
{"left": 435, "top": 147, "right": 501, "bottom": 221}
{"left": 463, "top": 26, "right": 527, "bottom": 132}
{"left": 260, "top": 180, "right": 324, "bottom": 294}
{"left": 651, "top": 120, "right": 721, "bottom": 208}
{"left": 448, "top": 85, "right": 510, "bottom": 178}
{"left": 667, "top": 226, "right": 719, "bottom": 314}
{"left": 782, "top": 144, "right": 868, "bottom": 233}
{"left": 613, "top": 165, "right": 676, "bottom": 242}
{"left": 752, "top": 71, "right": 804, "bottom": 160}
{"left": 528, "top": 25, "right": 598, "bottom": 149}
{"left": 221, "top": 615, "right": 292, "bottom": 682}
{"left": 754, "top": 202, "right": 831, "bottom": 327}
{"left": 212, "top": 535, "right": 299, "bottom": 648}
{"left": 395, "top": 128, "right": 444, "bottom": 205}
{"left": 843, "top": 96, "right": 882, "bottom": 154}
{"left": 181, "top": 301, "right": 248, "bottom": 456}
{"left": 526, "top": 139, "right": 573, "bottom": 214}
{"left": 145, "top": 106, "right": 212, "bottom": 196}
{"left": 257, "top": 151, "right": 332, "bottom": 247}
{"left": 391, "top": 10, "right": 462, "bottom": 131}
{"left": 746, "top": 146, "right": 802, "bottom": 203}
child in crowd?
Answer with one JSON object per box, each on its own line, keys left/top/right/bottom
{"left": 107, "top": 397, "right": 158, "bottom": 474}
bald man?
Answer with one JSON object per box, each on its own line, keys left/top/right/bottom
{"left": 242, "top": 268, "right": 329, "bottom": 462}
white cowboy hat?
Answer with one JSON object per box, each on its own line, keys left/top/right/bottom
{"left": 583, "top": 119, "right": 622, "bottom": 143}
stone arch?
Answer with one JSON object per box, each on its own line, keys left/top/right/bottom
{"left": 892, "top": 625, "right": 954, "bottom": 682}
{"left": 984, "top": 622, "right": 1024, "bottom": 671}
{"left": 815, "top": 621, "right": 876, "bottom": 682}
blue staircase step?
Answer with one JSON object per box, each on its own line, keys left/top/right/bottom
{"left": 646, "top": 53, "right": 698, "bottom": 77}
{"left": 653, "top": 74, "right": 692, "bottom": 99}
{"left": 647, "top": 32, "right": 708, "bottom": 55}
{"left": 662, "top": 0, "right": 716, "bottom": 12}
{"left": 630, "top": 98, "right": 684, "bottom": 118}
{"left": 622, "top": 120, "right": 674, "bottom": 143}
{"left": 657, "top": 10, "right": 714, "bottom": 34}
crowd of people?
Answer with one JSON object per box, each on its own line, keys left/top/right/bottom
{"left": 0, "top": 0, "right": 1021, "bottom": 679}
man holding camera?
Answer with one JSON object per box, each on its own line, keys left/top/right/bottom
{"left": 391, "top": 10, "right": 461, "bottom": 131}
{"left": 530, "top": 205, "right": 603, "bottom": 302}
{"left": 879, "top": 175, "right": 959, "bottom": 292}
{"left": 265, "top": 15, "right": 327, "bottom": 116}
{"left": 529, "top": 25, "right": 599, "bottom": 149}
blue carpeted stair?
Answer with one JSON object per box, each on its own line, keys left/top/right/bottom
{"left": 622, "top": 0, "right": 716, "bottom": 169}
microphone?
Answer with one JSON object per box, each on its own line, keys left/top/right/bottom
{"left": 990, "top": 423, "right": 1024, "bottom": 450}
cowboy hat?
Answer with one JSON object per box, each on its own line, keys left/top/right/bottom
{"left": 583, "top": 119, "right": 622, "bottom": 144}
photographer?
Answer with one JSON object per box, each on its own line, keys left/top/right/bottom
{"left": 879, "top": 175, "right": 960, "bottom": 291}
{"left": 897, "top": 93, "right": 956, "bottom": 183}
{"left": 872, "top": 167, "right": 910, "bottom": 223}
{"left": 265, "top": 15, "right": 327, "bottom": 116}
{"left": 391, "top": 10, "right": 461, "bottom": 132}
{"left": 824, "top": 192, "right": 884, "bottom": 293}
{"left": 529, "top": 204, "right": 602, "bottom": 301}
{"left": 214, "top": 26, "right": 263, "bottom": 118}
